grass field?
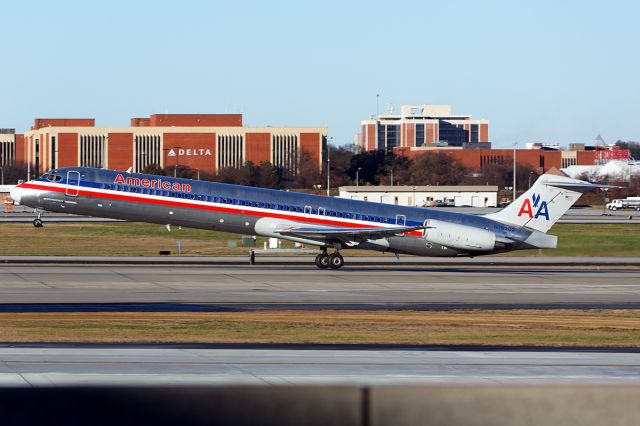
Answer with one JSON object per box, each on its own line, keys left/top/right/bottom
{"left": 0, "top": 222, "right": 639, "bottom": 256}
{"left": 1, "top": 310, "right": 639, "bottom": 347}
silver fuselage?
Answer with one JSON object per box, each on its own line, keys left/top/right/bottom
{"left": 11, "top": 167, "right": 538, "bottom": 257}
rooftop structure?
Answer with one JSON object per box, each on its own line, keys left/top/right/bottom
{"left": 358, "top": 104, "right": 489, "bottom": 151}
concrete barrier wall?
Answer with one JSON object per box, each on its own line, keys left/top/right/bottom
{"left": 1, "top": 385, "right": 639, "bottom": 426}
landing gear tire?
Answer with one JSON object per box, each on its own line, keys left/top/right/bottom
{"left": 33, "top": 218, "right": 43, "bottom": 228}
{"left": 329, "top": 253, "right": 344, "bottom": 269}
{"left": 316, "top": 253, "right": 330, "bottom": 269}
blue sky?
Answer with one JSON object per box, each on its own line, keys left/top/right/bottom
{"left": 1, "top": 0, "right": 638, "bottom": 148}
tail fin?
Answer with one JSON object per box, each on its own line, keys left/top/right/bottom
{"left": 485, "top": 174, "right": 604, "bottom": 233}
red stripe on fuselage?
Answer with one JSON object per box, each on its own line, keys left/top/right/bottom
{"left": 21, "top": 182, "right": 424, "bottom": 236}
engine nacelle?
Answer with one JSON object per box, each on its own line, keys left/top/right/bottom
{"left": 424, "top": 219, "right": 496, "bottom": 251}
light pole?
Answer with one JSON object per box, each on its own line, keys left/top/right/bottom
{"left": 356, "top": 167, "right": 361, "bottom": 187}
{"left": 326, "top": 137, "right": 332, "bottom": 196}
{"left": 163, "top": 146, "right": 182, "bottom": 177}
{"left": 390, "top": 168, "right": 394, "bottom": 186}
{"left": 175, "top": 147, "right": 182, "bottom": 178}
{"left": 528, "top": 171, "right": 535, "bottom": 189}
{"left": 412, "top": 185, "right": 416, "bottom": 207}
{"left": 27, "top": 138, "right": 31, "bottom": 181}
{"left": 0, "top": 166, "right": 3, "bottom": 186}
{"left": 512, "top": 142, "right": 518, "bottom": 201}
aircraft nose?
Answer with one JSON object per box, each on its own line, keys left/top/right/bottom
{"left": 9, "top": 186, "right": 23, "bottom": 204}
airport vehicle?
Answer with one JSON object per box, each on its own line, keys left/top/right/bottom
{"left": 605, "top": 197, "right": 640, "bottom": 211}
{"left": 11, "top": 167, "right": 603, "bottom": 269}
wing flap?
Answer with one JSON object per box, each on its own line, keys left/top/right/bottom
{"left": 274, "top": 224, "right": 425, "bottom": 241}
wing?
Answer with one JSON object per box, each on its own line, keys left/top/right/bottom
{"left": 274, "top": 223, "right": 425, "bottom": 245}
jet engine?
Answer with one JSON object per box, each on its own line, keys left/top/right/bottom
{"left": 424, "top": 219, "right": 496, "bottom": 251}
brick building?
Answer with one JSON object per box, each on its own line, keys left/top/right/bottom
{"left": 14, "top": 114, "right": 326, "bottom": 178}
{"left": 394, "top": 145, "right": 630, "bottom": 174}
{"left": 358, "top": 104, "right": 490, "bottom": 151}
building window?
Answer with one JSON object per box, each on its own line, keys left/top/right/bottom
{"left": 135, "top": 134, "right": 161, "bottom": 172}
{"left": 470, "top": 124, "right": 479, "bottom": 143}
{"left": 386, "top": 125, "right": 400, "bottom": 150}
{"left": 80, "top": 135, "right": 106, "bottom": 168}
{"left": 51, "top": 136, "right": 56, "bottom": 169}
{"left": 438, "top": 121, "right": 467, "bottom": 146}
{"left": 415, "top": 124, "right": 424, "bottom": 146}
{"left": 272, "top": 134, "right": 298, "bottom": 178}
{"left": 217, "top": 134, "right": 244, "bottom": 169}
{"left": 377, "top": 124, "right": 385, "bottom": 150}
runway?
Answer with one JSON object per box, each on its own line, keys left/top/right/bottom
{"left": 1, "top": 263, "right": 640, "bottom": 309}
{"left": 1, "top": 346, "right": 639, "bottom": 386}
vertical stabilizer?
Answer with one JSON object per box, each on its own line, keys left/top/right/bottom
{"left": 485, "top": 174, "right": 601, "bottom": 233}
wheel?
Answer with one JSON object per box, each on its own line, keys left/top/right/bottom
{"left": 316, "top": 253, "right": 330, "bottom": 269}
{"left": 33, "top": 218, "right": 43, "bottom": 228}
{"left": 329, "top": 253, "right": 344, "bottom": 269}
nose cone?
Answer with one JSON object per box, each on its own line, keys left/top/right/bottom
{"left": 10, "top": 186, "right": 23, "bottom": 204}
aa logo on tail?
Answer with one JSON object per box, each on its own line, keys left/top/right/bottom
{"left": 517, "top": 193, "right": 550, "bottom": 220}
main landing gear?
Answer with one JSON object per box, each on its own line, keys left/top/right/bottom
{"left": 33, "top": 211, "right": 44, "bottom": 228}
{"left": 315, "top": 250, "right": 344, "bottom": 269}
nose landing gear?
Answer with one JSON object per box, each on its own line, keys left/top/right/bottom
{"left": 315, "top": 250, "right": 344, "bottom": 269}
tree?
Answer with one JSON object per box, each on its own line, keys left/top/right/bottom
{"left": 615, "top": 140, "right": 640, "bottom": 160}
{"left": 349, "top": 149, "right": 386, "bottom": 185}
{"left": 254, "top": 161, "right": 280, "bottom": 189}
{"left": 213, "top": 166, "right": 241, "bottom": 184}
{"left": 376, "top": 154, "right": 412, "bottom": 186}
{"left": 164, "top": 164, "right": 196, "bottom": 179}
{"left": 1, "top": 162, "right": 28, "bottom": 184}
{"left": 407, "top": 152, "right": 468, "bottom": 185}
{"left": 141, "top": 163, "right": 164, "bottom": 175}
{"left": 292, "top": 149, "right": 322, "bottom": 189}
{"left": 328, "top": 145, "right": 356, "bottom": 188}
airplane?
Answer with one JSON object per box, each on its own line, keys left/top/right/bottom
{"left": 10, "top": 166, "right": 603, "bottom": 269}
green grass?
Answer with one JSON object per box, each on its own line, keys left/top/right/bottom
{"left": 502, "top": 224, "right": 640, "bottom": 257}
{"left": 0, "top": 222, "right": 638, "bottom": 257}
{"left": 0, "top": 222, "right": 295, "bottom": 256}
{"left": 2, "top": 310, "right": 640, "bottom": 347}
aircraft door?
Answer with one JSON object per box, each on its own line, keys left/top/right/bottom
{"left": 304, "top": 205, "right": 312, "bottom": 217}
{"left": 65, "top": 171, "right": 80, "bottom": 197}
{"left": 396, "top": 214, "right": 406, "bottom": 226}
